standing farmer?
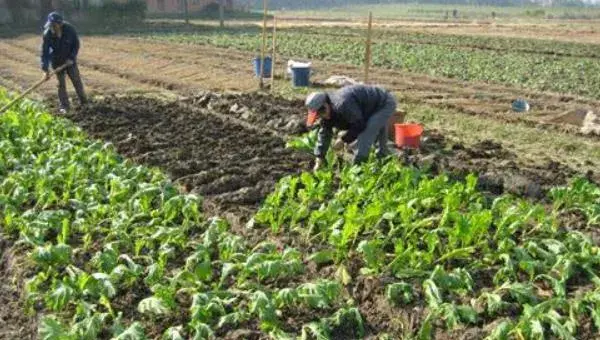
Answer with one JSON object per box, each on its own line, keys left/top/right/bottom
{"left": 305, "top": 84, "right": 397, "bottom": 171}
{"left": 41, "top": 12, "right": 87, "bottom": 113}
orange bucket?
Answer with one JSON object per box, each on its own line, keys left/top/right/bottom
{"left": 394, "top": 123, "right": 423, "bottom": 149}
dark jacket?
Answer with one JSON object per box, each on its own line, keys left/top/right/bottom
{"left": 315, "top": 85, "right": 391, "bottom": 158}
{"left": 40, "top": 22, "right": 80, "bottom": 72}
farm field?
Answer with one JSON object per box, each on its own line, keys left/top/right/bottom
{"left": 278, "top": 3, "right": 600, "bottom": 21}
{"left": 2, "top": 4, "right": 600, "bottom": 339}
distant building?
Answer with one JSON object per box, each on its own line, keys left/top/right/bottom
{"left": 146, "top": 0, "right": 233, "bottom": 14}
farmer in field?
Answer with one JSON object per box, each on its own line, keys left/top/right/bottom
{"left": 305, "top": 84, "right": 397, "bottom": 171}
{"left": 41, "top": 12, "right": 87, "bottom": 113}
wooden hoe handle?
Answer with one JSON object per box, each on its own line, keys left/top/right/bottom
{"left": 0, "top": 63, "right": 70, "bottom": 114}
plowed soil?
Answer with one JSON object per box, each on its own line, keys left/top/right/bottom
{"left": 66, "top": 92, "right": 593, "bottom": 210}
{"left": 2, "top": 32, "right": 600, "bottom": 137}
{"left": 179, "top": 92, "right": 594, "bottom": 199}
{"left": 64, "top": 95, "right": 312, "bottom": 219}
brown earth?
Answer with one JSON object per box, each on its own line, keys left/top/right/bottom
{"left": 1, "top": 33, "right": 600, "bottom": 138}
{"left": 182, "top": 91, "right": 594, "bottom": 199}
{"left": 0, "top": 237, "right": 38, "bottom": 340}
{"left": 63, "top": 95, "right": 312, "bottom": 219}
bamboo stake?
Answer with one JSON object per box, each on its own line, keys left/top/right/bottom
{"left": 259, "top": 0, "right": 268, "bottom": 89}
{"left": 364, "top": 11, "right": 373, "bottom": 83}
{"left": 271, "top": 15, "right": 277, "bottom": 91}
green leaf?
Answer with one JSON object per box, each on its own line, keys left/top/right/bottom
{"left": 423, "top": 279, "right": 442, "bottom": 308}
{"left": 274, "top": 288, "right": 299, "bottom": 308}
{"left": 308, "top": 249, "right": 335, "bottom": 265}
{"left": 357, "top": 239, "right": 385, "bottom": 272}
{"left": 47, "top": 281, "right": 75, "bottom": 311}
{"left": 162, "top": 326, "right": 185, "bottom": 340}
{"left": 481, "top": 292, "right": 508, "bottom": 315}
{"left": 92, "top": 273, "right": 117, "bottom": 298}
{"left": 456, "top": 305, "right": 478, "bottom": 324}
{"left": 269, "top": 328, "right": 295, "bottom": 340}
{"left": 71, "top": 313, "right": 108, "bottom": 340}
{"left": 217, "top": 312, "right": 249, "bottom": 329}
{"left": 336, "top": 265, "right": 352, "bottom": 285}
{"left": 301, "top": 322, "right": 330, "bottom": 340}
{"left": 385, "top": 282, "right": 414, "bottom": 305}
{"left": 33, "top": 243, "right": 72, "bottom": 268}
{"left": 114, "top": 322, "right": 147, "bottom": 340}
{"left": 137, "top": 296, "right": 170, "bottom": 316}
{"left": 485, "top": 320, "right": 514, "bottom": 340}
{"left": 191, "top": 323, "right": 214, "bottom": 340}
{"left": 530, "top": 319, "right": 545, "bottom": 338}
{"left": 39, "top": 316, "right": 73, "bottom": 340}
{"left": 417, "top": 312, "right": 434, "bottom": 340}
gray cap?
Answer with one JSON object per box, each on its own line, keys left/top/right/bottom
{"left": 305, "top": 92, "right": 327, "bottom": 111}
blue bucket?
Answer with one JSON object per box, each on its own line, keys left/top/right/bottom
{"left": 253, "top": 56, "right": 272, "bottom": 78}
{"left": 291, "top": 66, "right": 311, "bottom": 87}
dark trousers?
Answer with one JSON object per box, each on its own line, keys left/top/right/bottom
{"left": 353, "top": 92, "right": 397, "bottom": 164}
{"left": 57, "top": 64, "right": 87, "bottom": 110}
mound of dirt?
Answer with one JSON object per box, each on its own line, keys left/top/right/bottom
{"left": 403, "top": 130, "right": 591, "bottom": 199}
{"left": 67, "top": 96, "right": 311, "bottom": 217}
{"left": 183, "top": 91, "right": 308, "bottom": 135}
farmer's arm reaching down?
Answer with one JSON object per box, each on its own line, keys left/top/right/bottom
{"left": 315, "top": 121, "right": 334, "bottom": 160}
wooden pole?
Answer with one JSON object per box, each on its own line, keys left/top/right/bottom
{"left": 259, "top": 0, "right": 268, "bottom": 89}
{"left": 271, "top": 15, "right": 277, "bottom": 91}
{"left": 364, "top": 11, "right": 373, "bottom": 84}
{"left": 219, "top": 0, "right": 225, "bottom": 28}
{"left": 183, "top": 0, "right": 189, "bottom": 24}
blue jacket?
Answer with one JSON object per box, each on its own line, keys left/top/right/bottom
{"left": 40, "top": 22, "right": 80, "bottom": 72}
{"left": 315, "top": 85, "right": 390, "bottom": 158}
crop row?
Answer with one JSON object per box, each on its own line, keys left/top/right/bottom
{"left": 252, "top": 132, "right": 600, "bottom": 338}
{"left": 0, "top": 91, "right": 363, "bottom": 339}
{"left": 138, "top": 27, "right": 600, "bottom": 99}
{"left": 298, "top": 26, "right": 600, "bottom": 59}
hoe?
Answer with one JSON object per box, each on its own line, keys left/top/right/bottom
{"left": 0, "top": 63, "right": 69, "bottom": 114}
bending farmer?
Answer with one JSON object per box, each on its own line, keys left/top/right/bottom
{"left": 305, "top": 85, "right": 397, "bottom": 171}
{"left": 41, "top": 12, "right": 87, "bottom": 113}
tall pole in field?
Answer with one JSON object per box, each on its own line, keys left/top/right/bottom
{"left": 364, "top": 11, "right": 373, "bottom": 83}
{"left": 271, "top": 15, "right": 277, "bottom": 91}
{"left": 219, "top": 0, "right": 225, "bottom": 28}
{"left": 183, "top": 0, "right": 189, "bottom": 24}
{"left": 260, "top": 0, "right": 268, "bottom": 89}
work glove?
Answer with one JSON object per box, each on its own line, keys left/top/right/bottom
{"left": 65, "top": 59, "right": 74, "bottom": 67}
{"left": 332, "top": 138, "right": 345, "bottom": 152}
{"left": 313, "top": 158, "right": 323, "bottom": 172}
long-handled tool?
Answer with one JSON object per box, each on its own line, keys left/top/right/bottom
{"left": 0, "top": 63, "right": 69, "bottom": 114}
